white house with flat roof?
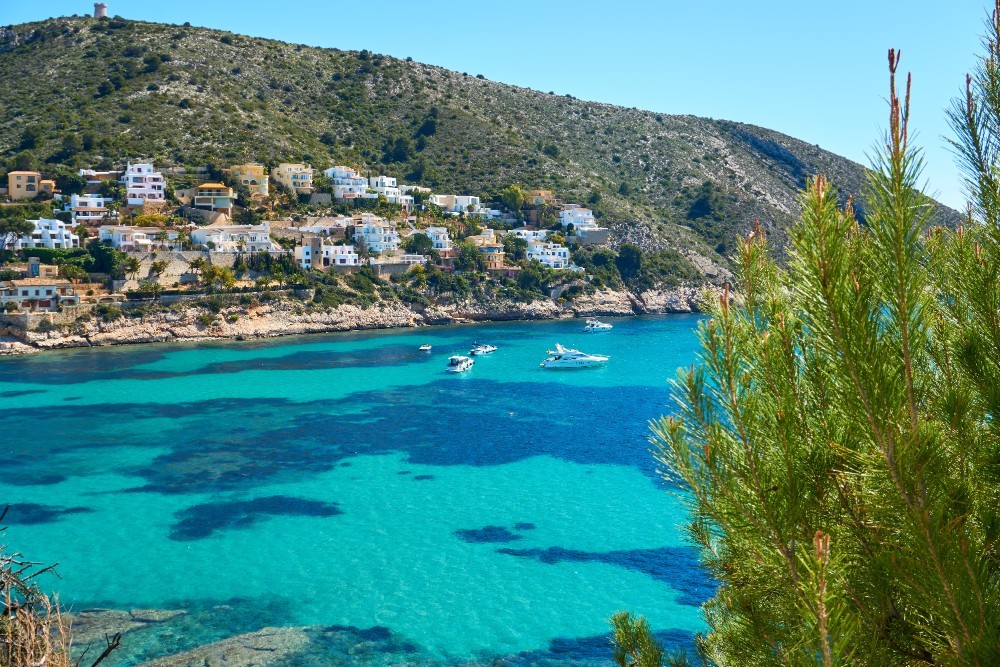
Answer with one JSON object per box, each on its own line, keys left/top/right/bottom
{"left": 511, "top": 229, "right": 550, "bottom": 242}
{"left": 527, "top": 239, "right": 574, "bottom": 270}
{"left": 325, "top": 166, "right": 370, "bottom": 199}
{"left": 98, "top": 225, "right": 181, "bottom": 252}
{"left": 14, "top": 219, "right": 80, "bottom": 250}
{"left": 121, "top": 163, "right": 166, "bottom": 206}
{"left": 191, "top": 223, "right": 279, "bottom": 253}
{"left": 405, "top": 225, "right": 452, "bottom": 252}
{"left": 69, "top": 193, "right": 115, "bottom": 225}
{"left": 558, "top": 204, "right": 600, "bottom": 232}
{"left": 294, "top": 242, "right": 361, "bottom": 270}
{"left": 354, "top": 216, "right": 400, "bottom": 255}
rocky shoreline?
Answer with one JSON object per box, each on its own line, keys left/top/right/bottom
{"left": 0, "top": 285, "right": 712, "bottom": 357}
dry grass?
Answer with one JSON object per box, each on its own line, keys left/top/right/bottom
{"left": 1, "top": 505, "right": 117, "bottom": 667}
{"left": 1, "top": 590, "right": 72, "bottom": 667}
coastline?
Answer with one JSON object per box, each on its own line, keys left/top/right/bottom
{"left": 0, "top": 284, "right": 712, "bottom": 357}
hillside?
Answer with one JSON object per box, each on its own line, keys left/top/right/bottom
{"left": 0, "top": 15, "right": 960, "bottom": 277}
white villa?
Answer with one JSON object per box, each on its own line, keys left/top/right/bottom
{"left": 69, "top": 193, "right": 115, "bottom": 225}
{"left": 98, "top": 225, "right": 181, "bottom": 252}
{"left": 558, "top": 204, "right": 601, "bottom": 232}
{"left": 510, "top": 229, "right": 550, "bottom": 242}
{"left": 323, "top": 168, "right": 414, "bottom": 208}
{"left": 368, "top": 175, "right": 414, "bottom": 209}
{"left": 294, "top": 242, "right": 360, "bottom": 270}
{"left": 121, "top": 163, "right": 166, "bottom": 207}
{"left": 405, "top": 225, "right": 452, "bottom": 252}
{"left": 0, "top": 278, "right": 79, "bottom": 312}
{"left": 13, "top": 219, "right": 80, "bottom": 250}
{"left": 429, "top": 194, "right": 484, "bottom": 215}
{"left": 354, "top": 215, "right": 400, "bottom": 254}
{"left": 191, "top": 223, "right": 280, "bottom": 253}
{"left": 325, "top": 166, "right": 369, "bottom": 199}
{"left": 527, "top": 239, "right": 575, "bottom": 270}
{"left": 292, "top": 216, "right": 352, "bottom": 236}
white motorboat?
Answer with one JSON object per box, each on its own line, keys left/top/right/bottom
{"left": 540, "top": 344, "right": 610, "bottom": 369}
{"left": 584, "top": 318, "right": 613, "bottom": 332}
{"left": 470, "top": 343, "right": 497, "bottom": 356}
{"left": 419, "top": 344, "right": 432, "bottom": 352}
{"left": 446, "top": 355, "right": 475, "bottom": 372}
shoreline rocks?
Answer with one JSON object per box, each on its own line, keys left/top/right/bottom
{"left": 1, "top": 285, "right": 714, "bottom": 357}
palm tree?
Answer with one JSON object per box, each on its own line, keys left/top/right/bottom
{"left": 123, "top": 256, "right": 140, "bottom": 279}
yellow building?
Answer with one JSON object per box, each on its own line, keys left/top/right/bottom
{"left": 524, "top": 189, "right": 555, "bottom": 205}
{"left": 467, "top": 229, "right": 506, "bottom": 270}
{"left": 7, "top": 171, "right": 55, "bottom": 200}
{"left": 229, "top": 163, "right": 269, "bottom": 199}
{"left": 270, "top": 163, "right": 313, "bottom": 195}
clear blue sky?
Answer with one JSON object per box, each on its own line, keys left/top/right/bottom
{"left": 3, "top": 0, "right": 989, "bottom": 209}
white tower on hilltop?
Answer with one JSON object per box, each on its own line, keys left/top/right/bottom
{"left": 94, "top": 3, "right": 108, "bottom": 18}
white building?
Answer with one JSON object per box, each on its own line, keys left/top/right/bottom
{"left": 69, "top": 193, "right": 115, "bottom": 225}
{"left": 121, "top": 163, "right": 166, "bottom": 207}
{"left": 405, "top": 225, "right": 452, "bottom": 252}
{"left": 191, "top": 223, "right": 280, "bottom": 253}
{"left": 98, "top": 225, "right": 180, "bottom": 252}
{"left": 325, "top": 166, "right": 370, "bottom": 199}
{"left": 323, "top": 168, "right": 414, "bottom": 208}
{"left": 511, "top": 229, "right": 550, "bottom": 242}
{"left": 0, "top": 278, "right": 79, "bottom": 312}
{"left": 527, "top": 239, "right": 573, "bottom": 270}
{"left": 354, "top": 215, "right": 400, "bottom": 255}
{"left": 558, "top": 204, "right": 600, "bottom": 232}
{"left": 429, "top": 194, "right": 483, "bottom": 215}
{"left": 292, "top": 216, "right": 352, "bottom": 236}
{"left": 14, "top": 219, "right": 80, "bottom": 250}
{"left": 294, "top": 242, "right": 361, "bottom": 270}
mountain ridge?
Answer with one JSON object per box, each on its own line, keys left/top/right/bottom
{"left": 0, "top": 15, "right": 960, "bottom": 278}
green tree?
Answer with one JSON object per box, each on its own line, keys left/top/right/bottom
{"left": 498, "top": 184, "right": 526, "bottom": 213}
{"left": 614, "top": 243, "right": 642, "bottom": 281}
{"left": 453, "top": 240, "right": 483, "bottom": 272}
{"left": 501, "top": 233, "right": 528, "bottom": 261}
{"left": 640, "top": 48, "right": 1000, "bottom": 666}
{"left": 122, "top": 255, "right": 140, "bottom": 279}
{"left": 403, "top": 232, "right": 434, "bottom": 255}
{"left": 0, "top": 217, "right": 33, "bottom": 253}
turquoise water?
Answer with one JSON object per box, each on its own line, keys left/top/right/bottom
{"left": 0, "top": 315, "right": 709, "bottom": 665}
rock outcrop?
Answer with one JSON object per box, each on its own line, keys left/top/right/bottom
{"left": 4, "top": 285, "right": 716, "bottom": 356}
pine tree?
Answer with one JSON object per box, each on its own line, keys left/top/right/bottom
{"left": 621, "top": 7, "right": 1000, "bottom": 666}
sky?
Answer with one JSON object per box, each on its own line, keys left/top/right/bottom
{"left": 2, "top": 0, "right": 990, "bottom": 210}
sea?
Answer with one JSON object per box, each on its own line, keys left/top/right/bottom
{"left": 0, "top": 314, "right": 711, "bottom": 666}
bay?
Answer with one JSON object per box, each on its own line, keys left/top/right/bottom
{"left": 0, "top": 314, "right": 709, "bottom": 665}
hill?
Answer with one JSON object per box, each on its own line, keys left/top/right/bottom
{"left": 0, "top": 15, "right": 960, "bottom": 279}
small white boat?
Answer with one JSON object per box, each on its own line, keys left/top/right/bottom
{"left": 419, "top": 344, "right": 432, "bottom": 352}
{"left": 470, "top": 343, "right": 497, "bottom": 356}
{"left": 540, "top": 343, "right": 609, "bottom": 369}
{"left": 447, "top": 355, "right": 474, "bottom": 373}
{"left": 585, "top": 318, "right": 613, "bottom": 332}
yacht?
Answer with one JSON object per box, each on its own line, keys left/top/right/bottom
{"left": 419, "top": 344, "right": 432, "bottom": 352}
{"left": 584, "top": 318, "right": 613, "bottom": 332}
{"left": 446, "top": 355, "right": 475, "bottom": 373}
{"left": 540, "top": 344, "right": 610, "bottom": 369}
{"left": 470, "top": 343, "right": 497, "bottom": 356}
